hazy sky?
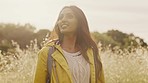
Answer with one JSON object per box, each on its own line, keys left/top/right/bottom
{"left": 0, "top": 0, "right": 148, "bottom": 43}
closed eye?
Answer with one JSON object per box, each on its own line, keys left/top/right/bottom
{"left": 58, "top": 13, "right": 74, "bottom": 20}
{"left": 67, "top": 13, "right": 74, "bottom": 19}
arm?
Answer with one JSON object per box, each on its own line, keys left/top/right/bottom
{"left": 33, "top": 47, "right": 49, "bottom": 83}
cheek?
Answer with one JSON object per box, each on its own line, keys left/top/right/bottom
{"left": 70, "top": 20, "right": 78, "bottom": 31}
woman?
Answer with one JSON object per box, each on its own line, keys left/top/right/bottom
{"left": 34, "top": 5, "right": 105, "bottom": 83}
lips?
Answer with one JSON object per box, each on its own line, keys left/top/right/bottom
{"left": 61, "top": 24, "right": 68, "bottom": 29}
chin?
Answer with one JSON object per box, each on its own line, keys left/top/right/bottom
{"left": 60, "top": 30, "right": 68, "bottom": 34}
{"left": 60, "top": 30, "right": 72, "bottom": 35}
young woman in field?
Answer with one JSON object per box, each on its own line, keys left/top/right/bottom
{"left": 34, "top": 5, "right": 105, "bottom": 83}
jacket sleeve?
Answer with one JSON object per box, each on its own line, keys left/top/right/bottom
{"left": 98, "top": 53, "right": 106, "bottom": 83}
{"left": 33, "top": 47, "right": 49, "bottom": 83}
{"left": 98, "top": 66, "right": 105, "bottom": 83}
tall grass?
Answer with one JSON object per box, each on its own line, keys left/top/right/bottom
{"left": 0, "top": 40, "right": 148, "bottom": 83}
{"left": 101, "top": 46, "right": 148, "bottom": 83}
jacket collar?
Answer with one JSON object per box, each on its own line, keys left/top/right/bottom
{"left": 46, "top": 41, "right": 73, "bottom": 82}
{"left": 45, "top": 40, "right": 95, "bottom": 83}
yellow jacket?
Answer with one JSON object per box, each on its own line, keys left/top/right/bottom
{"left": 34, "top": 42, "right": 105, "bottom": 83}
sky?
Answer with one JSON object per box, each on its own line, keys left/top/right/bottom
{"left": 0, "top": 0, "right": 148, "bottom": 43}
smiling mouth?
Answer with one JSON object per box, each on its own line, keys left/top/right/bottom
{"left": 61, "top": 24, "right": 68, "bottom": 29}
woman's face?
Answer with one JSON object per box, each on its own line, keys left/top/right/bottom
{"left": 57, "top": 8, "right": 78, "bottom": 35}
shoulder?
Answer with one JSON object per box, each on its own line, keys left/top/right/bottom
{"left": 87, "top": 47, "right": 94, "bottom": 54}
{"left": 43, "top": 39, "right": 59, "bottom": 47}
{"left": 37, "top": 47, "right": 49, "bottom": 62}
{"left": 87, "top": 47, "right": 102, "bottom": 61}
{"left": 37, "top": 40, "right": 57, "bottom": 59}
{"left": 86, "top": 47, "right": 94, "bottom": 57}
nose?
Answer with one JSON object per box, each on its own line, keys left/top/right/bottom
{"left": 61, "top": 16, "right": 67, "bottom": 22}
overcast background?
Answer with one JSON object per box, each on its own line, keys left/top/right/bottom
{"left": 0, "top": 0, "right": 148, "bottom": 43}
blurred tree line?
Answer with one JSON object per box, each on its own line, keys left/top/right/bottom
{"left": 0, "top": 23, "right": 50, "bottom": 52}
{"left": 91, "top": 30, "right": 147, "bottom": 49}
{"left": 0, "top": 23, "right": 147, "bottom": 52}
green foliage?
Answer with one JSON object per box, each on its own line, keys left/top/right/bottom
{"left": 0, "top": 23, "right": 50, "bottom": 52}
{"left": 34, "top": 29, "right": 50, "bottom": 48}
{"left": 0, "top": 23, "right": 147, "bottom": 52}
{"left": 91, "top": 29, "right": 147, "bottom": 49}
{"left": 91, "top": 32, "right": 120, "bottom": 47}
{"left": 0, "top": 40, "right": 12, "bottom": 53}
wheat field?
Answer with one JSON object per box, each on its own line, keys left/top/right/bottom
{"left": 0, "top": 42, "right": 148, "bottom": 83}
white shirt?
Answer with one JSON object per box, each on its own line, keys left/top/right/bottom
{"left": 62, "top": 49, "right": 90, "bottom": 83}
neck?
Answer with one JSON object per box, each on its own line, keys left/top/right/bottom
{"left": 61, "top": 34, "right": 78, "bottom": 53}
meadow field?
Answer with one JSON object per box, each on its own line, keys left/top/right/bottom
{"left": 0, "top": 41, "right": 148, "bottom": 83}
